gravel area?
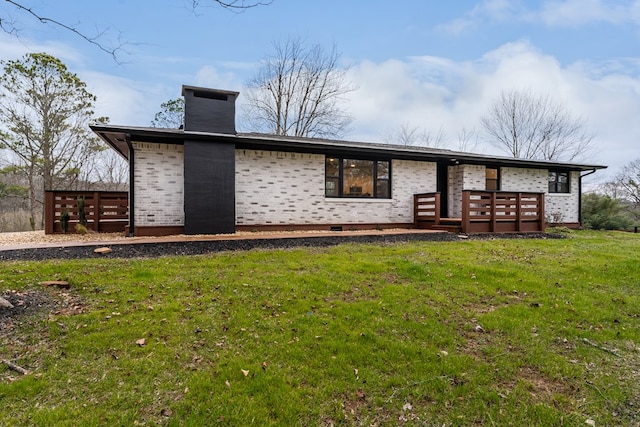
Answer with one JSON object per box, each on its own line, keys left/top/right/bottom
{"left": 0, "top": 231, "right": 128, "bottom": 246}
{"left": 0, "top": 232, "right": 460, "bottom": 261}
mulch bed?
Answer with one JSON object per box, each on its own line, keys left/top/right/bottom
{"left": 0, "top": 232, "right": 560, "bottom": 261}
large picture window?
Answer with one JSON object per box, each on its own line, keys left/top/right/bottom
{"left": 325, "top": 157, "right": 390, "bottom": 198}
{"left": 548, "top": 170, "right": 570, "bottom": 193}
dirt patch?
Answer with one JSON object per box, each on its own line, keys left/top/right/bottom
{"left": 0, "top": 289, "right": 84, "bottom": 335}
{"left": 517, "top": 365, "right": 572, "bottom": 398}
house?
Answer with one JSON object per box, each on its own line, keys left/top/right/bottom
{"left": 90, "top": 85, "right": 606, "bottom": 237}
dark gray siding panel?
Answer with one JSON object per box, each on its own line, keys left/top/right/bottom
{"left": 183, "top": 89, "right": 236, "bottom": 134}
{"left": 184, "top": 140, "right": 235, "bottom": 234}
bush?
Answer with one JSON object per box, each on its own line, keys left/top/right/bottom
{"left": 545, "top": 226, "right": 574, "bottom": 236}
{"left": 582, "top": 193, "right": 633, "bottom": 230}
{"left": 75, "top": 223, "right": 87, "bottom": 235}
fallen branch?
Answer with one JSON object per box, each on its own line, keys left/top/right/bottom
{"left": 582, "top": 338, "right": 622, "bottom": 358}
{"left": 3, "top": 359, "right": 30, "bottom": 375}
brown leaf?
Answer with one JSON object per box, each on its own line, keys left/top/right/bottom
{"left": 136, "top": 338, "right": 146, "bottom": 346}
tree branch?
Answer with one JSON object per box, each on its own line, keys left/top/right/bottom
{"left": 2, "top": 1, "right": 272, "bottom": 63}
{"left": 192, "top": 0, "right": 273, "bottom": 10}
{"left": 2, "top": 0, "right": 128, "bottom": 63}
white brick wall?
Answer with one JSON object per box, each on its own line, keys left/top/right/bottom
{"left": 448, "top": 164, "right": 485, "bottom": 217}
{"left": 502, "top": 167, "right": 579, "bottom": 223}
{"left": 235, "top": 150, "right": 437, "bottom": 226}
{"left": 130, "top": 142, "right": 582, "bottom": 229}
{"left": 133, "top": 142, "right": 184, "bottom": 227}
{"left": 501, "top": 167, "right": 547, "bottom": 192}
{"left": 545, "top": 171, "right": 580, "bottom": 223}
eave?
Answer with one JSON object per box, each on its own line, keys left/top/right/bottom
{"left": 89, "top": 124, "right": 608, "bottom": 172}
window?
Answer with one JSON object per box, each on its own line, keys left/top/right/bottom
{"left": 486, "top": 168, "right": 499, "bottom": 191}
{"left": 548, "top": 171, "right": 570, "bottom": 193}
{"left": 325, "top": 157, "right": 391, "bottom": 198}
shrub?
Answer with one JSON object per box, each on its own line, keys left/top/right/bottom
{"left": 60, "top": 210, "right": 70, "bottom": 233}
{"left": 582, "top": 193, "right": 633, "bottom": 230}
{"left": 77, "top": 196, "right": 87, "bottom": 226}
{"left": 75, "top": 223, "right": 87, "bottom": 235}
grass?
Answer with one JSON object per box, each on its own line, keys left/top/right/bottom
{"left": 1, "top": 230, "right": 639, "bottom": 426}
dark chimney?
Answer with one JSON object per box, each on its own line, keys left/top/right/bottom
{"left": 181, "top": 85, "right": 239, "bottom": 134}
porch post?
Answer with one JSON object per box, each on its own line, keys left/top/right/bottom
{"left": 539, "top": 193, "right": 545, "bottom": 232}
{"left": 461, "top": 191, "right": 470, "bottom": 234}
{"left": 93, "top": 191, "right": 100, "bottom": 232}
{"left": 490, "top": 192, "right": 497, "bottom": 233}
{"left": 44, "top": 191, "right": 54, "bottom": 235}
{"left": 516, "top": 193, "right": 522, "bottom": 232}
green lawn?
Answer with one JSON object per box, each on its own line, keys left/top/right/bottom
{"left": 1, "top": 230, "right": 639, "bottom": 426}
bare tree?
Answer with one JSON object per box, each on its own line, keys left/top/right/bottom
{"left": 597, "top": 179, "right": 625, "bottom": 200}
{"left": 481, "top": 89, "right": 594, "bottom": 161}
{"left": 383, "top": 124, "right": 446, "bottom": 148}
{"left": 456, "top": 127, "right": 480, "bottom": 152}
{"left": 84, "top": 149, "right": 129, "bottom": 191}
{"left": 1, "top": 1, "right": 271, "bottom": 62}
{"left": 243, "top": 37, "right": 354, "bottom": 138}
{"left": 615, "top": 159, "right": 640, "bottom": 218}
{"left": 0, "top": 164, "right": 30, "bottom": 231}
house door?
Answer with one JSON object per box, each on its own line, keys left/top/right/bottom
{"left": 437, "top": 162, "right": 449, "bottom": 218}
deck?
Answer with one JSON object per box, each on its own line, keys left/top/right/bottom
{"left": 414, "top": 191, "right": 545, "bottom": 234}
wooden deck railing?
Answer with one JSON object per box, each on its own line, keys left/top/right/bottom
{"left": 413, "top": 192, "right": 441, "bottom": 228}
{"left": 414, "top": 191, "right": 545, "bottom": 233}
{"left": 461, "top": 191, "right": 545, "bottom": 233}
{"left": 44, "top": 191, "right": 128, "bottom": 234}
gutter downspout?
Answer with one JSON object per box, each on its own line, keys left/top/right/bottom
{"left": 126, "top": 133, "right": 135, "bottom": 237}
{"left": 579, "top": 169, "right": 597, "bottom": 226}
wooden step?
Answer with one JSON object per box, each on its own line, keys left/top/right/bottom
{"left": 430, "top": 224, "right": 462, "bottom": 233}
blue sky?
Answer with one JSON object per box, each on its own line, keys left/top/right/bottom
{"left": 1, "top": 0, "right": 640, "bottom": 180}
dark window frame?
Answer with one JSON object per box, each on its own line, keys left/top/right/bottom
{"left": 485, "top": 167, "right": 500, "bottom": 191}
{"left": 548, "top": 170, "right": 570, "bottom": 193}
{"left": 325, "top": 156, "right": 391, "bottom": 199}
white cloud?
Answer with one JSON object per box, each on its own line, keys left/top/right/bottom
{"left": 194, "top": 65, "right": 244, "bottom": 91}
{"left": 0, "top": 32, "right": 84, "bottom": 64}
{"left": 343, "top": 40, "right": 640, "bottom": 177}
{"left": 438, "top": 0, "right": 640, "bottom": 33}
{"left": 82, "top": 72, "right": 166, "bottom": 126}
{"left": 537, "top": 0, "right": 640, "bottom": 26}
{"left": 437, "top": 0, "right": 526, "bottom": 34}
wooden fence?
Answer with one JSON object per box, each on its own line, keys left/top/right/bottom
{"left": 44, "top": 191, "right": 128, "bottom": 234}
{"left": 413, "top": 192, "right": 441, "bottom": 229}
{"left": 461, "top": 190, "right": 545, "bottom": 233}
{"left": 414, "top": 191, "right": 545, "bottom": 233}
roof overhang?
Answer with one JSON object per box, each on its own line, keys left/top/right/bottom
{"left": 89, "top": 124, "right": 608, "bottom": 172}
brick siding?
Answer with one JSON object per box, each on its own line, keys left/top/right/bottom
{"left": 501, "top": 167, "right": 579, "bottom": 223}
{"left": 132, "top": 142, "right": 185, "bottom": 226}
{"left": 131, "top": 142, "right": 581, "bottom": 228}
{"left": 235, "top": 150, "right": 437, "bottom": 226}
